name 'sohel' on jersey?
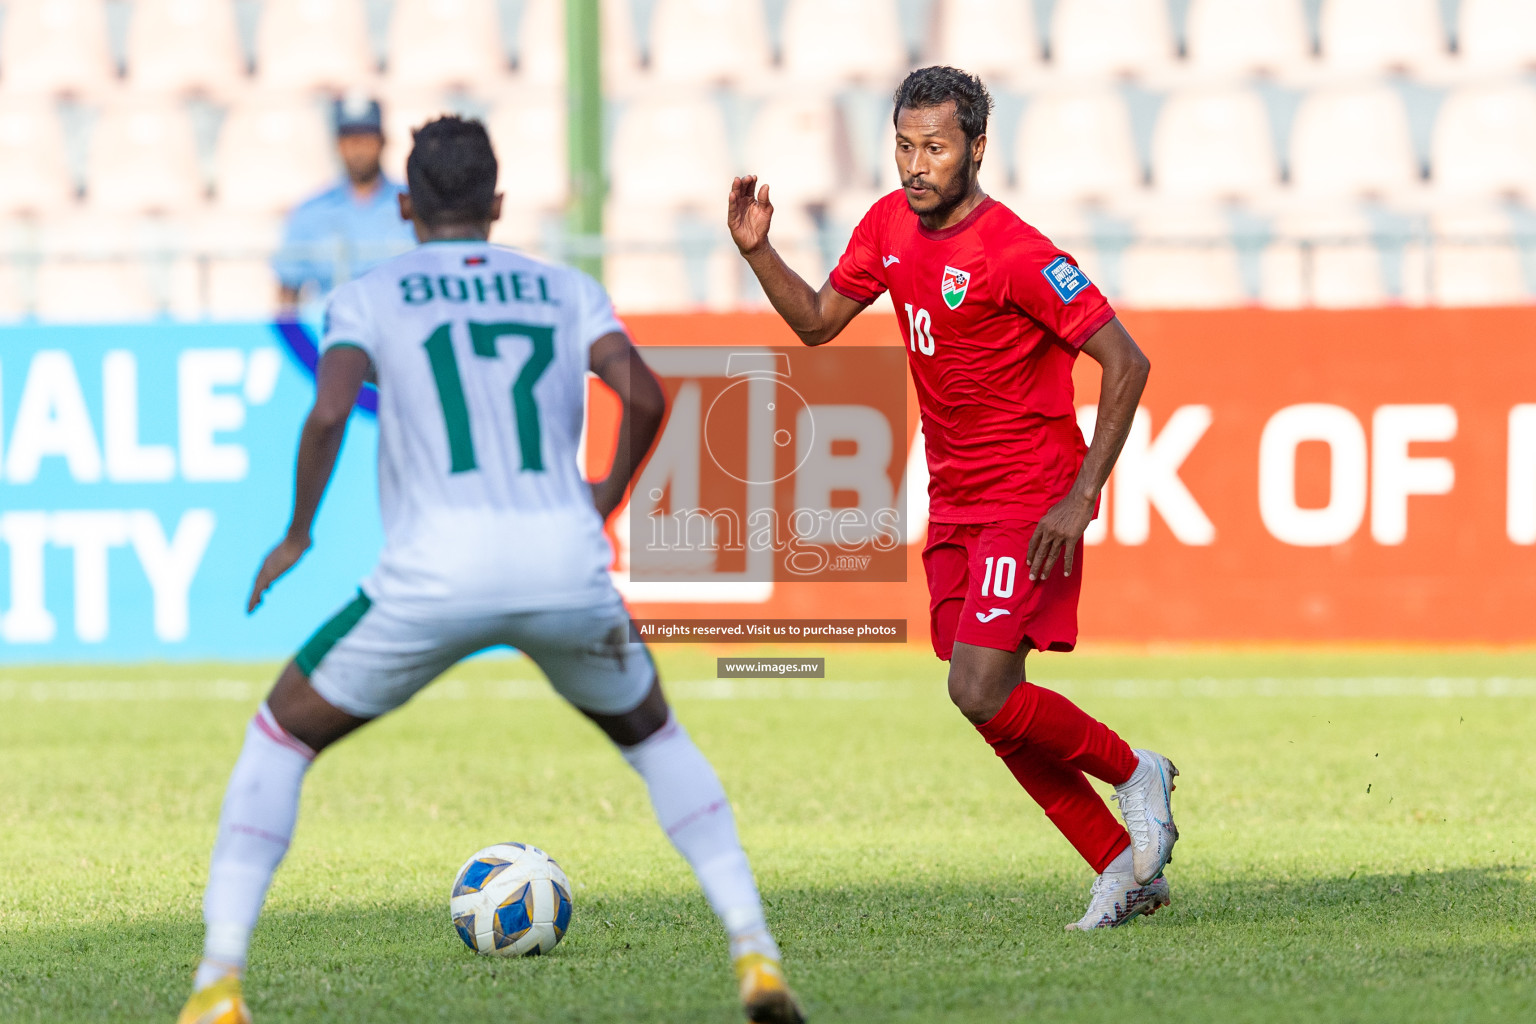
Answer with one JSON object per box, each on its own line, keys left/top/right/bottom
{"left": 320, "top": 241, "right": 624, "bottom": 614}
{"left": 829, "top": 192, "right": 1116, "bottom": 524}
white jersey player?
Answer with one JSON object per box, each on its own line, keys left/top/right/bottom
{"left": 178, "top": 117, "right": 805, "bottom": 1024}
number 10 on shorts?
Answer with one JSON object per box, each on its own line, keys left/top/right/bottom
{"left": 980, "top": 556, "right": 1017, "bottom": 598}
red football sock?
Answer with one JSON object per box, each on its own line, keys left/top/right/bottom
{"left": 979, "top": 682, "right": 1138, "bottom": 784}
{"left": 976, "top": 683, "right": 1139, "bottom": 873}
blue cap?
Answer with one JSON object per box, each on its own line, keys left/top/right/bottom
{"left": 334, "top": 93, "right": 383, "bottom": 136}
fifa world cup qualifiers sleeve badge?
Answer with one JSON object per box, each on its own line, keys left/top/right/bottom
{"left": 1042, "top": 256, "right": 1092, "bottom": 304}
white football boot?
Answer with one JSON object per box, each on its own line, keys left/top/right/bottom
{"left": 1064, "top": 871, "right": 1171, "bottom": 931}
{"left": 1111, "top": 749, "right": 1179, "bottom": 885}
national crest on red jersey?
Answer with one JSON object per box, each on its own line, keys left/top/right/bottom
{"left": 940, "top": 265, "right": 970, "bottom": 309}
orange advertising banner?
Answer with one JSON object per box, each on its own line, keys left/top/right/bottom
{"left": 600, "top": 309, "right": 1536, "bottom": 645}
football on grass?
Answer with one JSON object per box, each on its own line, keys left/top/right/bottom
{"left": 450, "top": 842, "right": 573, "bottom": 956}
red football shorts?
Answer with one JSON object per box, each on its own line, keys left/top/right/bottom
{"left": 923, "top": 520, "right": 1083, "bottom": 661}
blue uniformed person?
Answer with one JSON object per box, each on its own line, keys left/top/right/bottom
{"left": 273, "top": 94, "right": 417, "bottom": 311}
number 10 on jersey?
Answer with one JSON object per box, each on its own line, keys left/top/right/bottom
{"left": 904, "top": 304, "right": 935, "bottom": 356}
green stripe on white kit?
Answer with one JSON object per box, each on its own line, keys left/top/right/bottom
{"left": 295, "top": 590, "right": 373, "bottom": 675}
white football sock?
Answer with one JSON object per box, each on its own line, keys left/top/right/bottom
{"left": 620, "top": 714, "right": 781, "bottom": 961}
{"left": 1105, "top": 845, "right": 1134, "bottom": 876}
{"left": 196, "top": 704, "right": 314, "bottom": 989}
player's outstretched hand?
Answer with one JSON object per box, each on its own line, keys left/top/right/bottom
{"left": 247, "top": 535, "right": 311, "bottom": 613}
{"left": 1027, "top": 493, "right": 1096, "bottom": 582}
{"left": 727, "top": 175, "right": 773, "bottom": 256}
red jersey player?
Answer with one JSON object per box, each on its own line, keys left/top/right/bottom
{"left": 728, "top": 66, "right": 1180, "bottom": 930}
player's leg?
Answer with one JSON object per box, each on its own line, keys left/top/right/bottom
{"left": 178, "top": 660, "right": 365, "bottom": 1024}
{"left": 513, "top": 604, "right": 803, "bottom": 1024}
{"left": 929, "top": 524, "right": 1147, "bottom": 868}
{"left": 181, "top": 595, "right": 480, "bottom": 1024}
{"left": 582, "top": 679, "right": 782, "bottom": 956}
{"left": 948, "top": 643, "right": 1179, "bottom": 927}
{"left": 945, "top": 519, "right": 1179, "bottom": 887}
{"left": 950, "top": 640, "right": 1137, "bottom": 868}
{"left": 191, "top": 666, "right": 373, "bottom": 966}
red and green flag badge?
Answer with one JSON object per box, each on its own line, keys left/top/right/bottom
{"left": 941, "top": 266, "right": 970, "bottom": 310}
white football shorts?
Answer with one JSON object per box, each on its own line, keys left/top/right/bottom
{"left": 297, "top": 588, "right": 654, "bottom": 718}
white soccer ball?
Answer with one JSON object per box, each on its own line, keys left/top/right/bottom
{"left": 449, "top": 842, "right": 573, "bottom": 956}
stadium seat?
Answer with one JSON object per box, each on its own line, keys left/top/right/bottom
{"left": 1431, "top": 85, "right": 1536, "bottom": 201}
{"left": 833, "top": 88, "right": 906, "bottom": 192}
{"left": 485, "top": 88, "right": 569, "bottom": 212}
{"left": 1015, "top": 90, "right": 1141, "bottom": 203}
{"left": 604, "top": 204, "right": 702, "bottom": 312}
{"left": 738, "top": 203, "right": 825, "bottom": 308}
{"left": 1049, "top": 0, "right": 1175, "bottom": 77}
{"left": 0, "top": 0, "right": 116, "bottom": 97}
{"left": 1428, "top": 207, "right": 1527, "bottom": 307}
{"left": 1152, "top": 89, "right": 1278, "bottom": 201}
{"left": 387, "top": 0, "right": 506, "bottom": 91}
{"left": 0, "top": 98, "right": 77, "bottom": 214}
{"left": 1120, "top": 207, "right": 1249, "bottom": 309}
{"left": 1318, "top": 0, "right": 1446, "bottom": 73}
{"left": 515, "top": 0, "right": 564, "bottom": 84}
{"left": 601, "top": 0, "right": 646, "bottom": 88}
{"left": 932, "top": 0, "right": 1041, "bottom": 81}
{"left": 1289, "top": 86, "right": 1419, "bottom": 199}
{"left": 125, "top": 0, "right": 246, "bottom": 95}
{"left": 1459, "top": 0, "right": 1536, "bottom": 70}
{"left": 34, "top": 260, "right": 163, "bottom": 321}
{"left": 34, "top": 215, "right": 168, "bottom": 322}
{"left": 185, "top": 211, "right": 285, "bottom": 320}
{"left": 992, "top": 194, "right": 1104, "bottom": 281}
{"left": 256, "top": 0, "right": 375, "bottom": 92}
{"left": 649, "top": 0, "right": 773, "bottom": 84}
{"left": 609, "top": 94, "right": 732, "bottom": 207}
{"left": 995, "top": 195, "right": 1092, "bottom": 249}
{"left": 85, "top": 101, "right": 205, "bottom": 214}
{"left": 488, "top": 206, "right": 547, "bottom": 251}
{"left": 511, "top": 0, "right": 642, "bottom": 87}
{"left": 377, "top": 92, "right": 453, "bottom": 183}
{"left": 826, "top": 186, "right": 888, "bottom": 255}
{"left": 781, "top": 0, "right": 907, "bottom": 83}
{"left": 1184, "top": 0, "right": 1312, "bottom": 75}
{"left": 1261, "top": 207, "right": 1387, "bottom": 308}
{"left": 0, "top": 266, "right": 25, "bottom": 321}
{"left": 0, "top": 220, "right": 32, "bottom": 320}
{"left": 215, "top": 99, "right": 336, "bottom": 213}
{"left": 743, "top": 94, "right": 841, "bottom": 208}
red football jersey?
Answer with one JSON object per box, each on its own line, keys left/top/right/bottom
{"left": 829, "top": 191, "right": 1116, "bottom": 523}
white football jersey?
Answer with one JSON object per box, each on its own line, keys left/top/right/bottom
{"left": 320, "top": 240, "right": 625, "bottom": 613}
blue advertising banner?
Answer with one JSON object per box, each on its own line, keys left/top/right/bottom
{"left": 0, "top": 324, "right": 383, "bottom": 661}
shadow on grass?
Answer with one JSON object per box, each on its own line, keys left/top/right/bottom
{"left": 1, "top": 868, "right": 1532, "bottom": 1023}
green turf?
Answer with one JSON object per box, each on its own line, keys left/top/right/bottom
{"left": 3, "top": 647, "right": 1535, "bottom": 1023}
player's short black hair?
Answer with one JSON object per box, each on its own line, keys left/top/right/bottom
{"left": 406, "top": 115, "right": 498, "bottom": 226}
{"left": 892, "top": 66, "right": 993, "bottom": 144}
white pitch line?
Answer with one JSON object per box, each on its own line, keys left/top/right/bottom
{"left": 2, "top": 676, "right": 1536, "bottom": 702}
{"left": 0, "top": 679, "right": 259, "bottom": 702}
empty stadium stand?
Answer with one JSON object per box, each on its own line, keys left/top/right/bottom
{"left": 0, "top": 0, "right": 1530, "bottom": 319}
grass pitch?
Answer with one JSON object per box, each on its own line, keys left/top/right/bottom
{"left": 3, "top": 647, "right": 1535, "bottom": 1023}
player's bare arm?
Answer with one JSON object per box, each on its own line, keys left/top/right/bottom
{"left": 588, "top": 331, "right": 668, "bottom": 520}
{"left": 1026, "top": 318, "right": 1150, "bottom": 582}
{"left": 246, "top": 344, "right": 369, "bottom": 612}
{"left": 728, "top": 175, "right": 863, "bottom": 346}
